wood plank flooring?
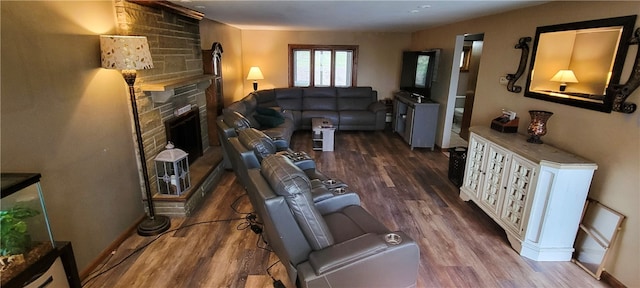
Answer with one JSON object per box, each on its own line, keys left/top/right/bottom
{"left": 83, "top": 129, "right": 607, "bottom": 288}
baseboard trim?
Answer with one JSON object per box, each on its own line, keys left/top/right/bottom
{"left": 79, "top": 215, "right": 145, "bottom": 280}
{"left": 601, "top": 271, "right": 626, "bottom": 288}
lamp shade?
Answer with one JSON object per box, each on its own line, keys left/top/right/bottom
{"left": 247, "top": 66, "right": 264, "bottom": 80}
{"left": 100, "top": 35, "right": 154, "bottom": 70}
{"left": 550, "top": 70, "right": 579, "bottom": 83}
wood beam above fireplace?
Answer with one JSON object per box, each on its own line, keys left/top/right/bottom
{"left": 142, "top": 75, "right": 214, "bottom": 103}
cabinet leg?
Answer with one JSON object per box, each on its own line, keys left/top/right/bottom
{"left": 506, "top": 232, "right": 523, "bottom": 254}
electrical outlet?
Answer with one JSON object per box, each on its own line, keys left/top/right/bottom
{"left": 499, "top": 76, "right": 509, "bottom": 85}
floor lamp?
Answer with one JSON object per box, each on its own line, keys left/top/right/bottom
{"left": 100, "top": 35, "right": 170, "bottom": 236}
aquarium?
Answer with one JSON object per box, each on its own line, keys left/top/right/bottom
{"left": 1, "top": 173, "right": 55, "bottom": 286}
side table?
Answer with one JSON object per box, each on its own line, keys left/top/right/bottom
{"left": 311, "top": 118, "right": 335, "bottom": 151}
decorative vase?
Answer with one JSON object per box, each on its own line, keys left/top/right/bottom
{"left": 527, "top": 110, "right": 553, "bottom": 144}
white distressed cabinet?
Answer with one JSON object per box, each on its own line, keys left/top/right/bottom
{"left": 460, "top": 126, "right": 597, "bottom": 261}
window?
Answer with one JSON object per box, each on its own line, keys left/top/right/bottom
{"left": 289, "top": 45, "right": 358, "bottom": 87}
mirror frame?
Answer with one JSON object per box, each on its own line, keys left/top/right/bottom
{"left": 524, "top": 15, "right": 637, "bottom": 113}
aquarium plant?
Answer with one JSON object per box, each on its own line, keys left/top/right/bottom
{"left": 0, "top": 206, "right": 40, "bottom": 256}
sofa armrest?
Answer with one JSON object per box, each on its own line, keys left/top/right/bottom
{"left": 315, "top": 193, "right": 361, "bottom": 215}
{"left": 367, "top": 101, "right": 386, "bottom": 113}
{"left": 271, "top": 137, "right": 289, "bottom": 150}
{"left": 281, "top": 109, "right": 295, "bottom": 121}
{"left": 307, "top": 232, "right": 418, "bottom": 275}
{"left": 310, "top": 183, "right": 334, "bottom": 202}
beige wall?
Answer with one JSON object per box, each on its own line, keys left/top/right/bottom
{"left": 199, "top": 19, "right": 244, "bottom": 107}
{"left": 239, "top": 30, "right": 411, "bottom": 101}
{"left": 411, "top": 2, "right": 639, "bottom": 286}
{"left": 1, "top": 1, "right": 145, "bottom": 271}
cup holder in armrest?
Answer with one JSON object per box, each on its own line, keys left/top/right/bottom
{"left": 384, "top": 233, "right": 402, "bottom": 245}
{"left": 332, "top": 187, "right": 347, "bottom": 194}
{"left": 279, "top": 150, "right": 312, "bottom": 162}
{"left": 322, "top": 179, "right": 347, "bottom": 189}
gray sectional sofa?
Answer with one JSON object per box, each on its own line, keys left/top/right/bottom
{"left": 219, "top": 86, "right": 386, "bottom": 146}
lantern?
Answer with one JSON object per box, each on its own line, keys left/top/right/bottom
{"left": 154, "top": 142, "right": 191, "bottom": 195}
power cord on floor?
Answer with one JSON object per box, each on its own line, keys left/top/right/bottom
{"left": 267, "top": 260, "right": 286, "bottom": 288}
{"left": 230, "top": 192, "right": 253, "bottom": 215}
{"left": 231, "top": 190, "right": 281, "bottom": 287}
{"left": 81, "top": 217, "right": 244, "bottom": 287}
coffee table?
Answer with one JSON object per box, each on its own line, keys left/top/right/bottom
{"left": 311, "top": 118, "right": 336, "bottom": 151}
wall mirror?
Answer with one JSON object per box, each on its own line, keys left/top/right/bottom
{"left": 524, "top": 15, "right": 637, "bottom": 113}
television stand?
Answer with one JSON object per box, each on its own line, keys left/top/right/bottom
{"left": 393, "top": 92, "right": 439, "bottom": 150}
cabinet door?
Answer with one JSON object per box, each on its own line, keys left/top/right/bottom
{"left": 500, "top": 155, "right": 537, "bottom": 237}
{"left": 479, "top": 143, "right": 510, "bottom": 216}
{"left": 462, "top": 133, "right": 488, "bottom": 199}
{"left": 404, "top": 106, "right": 415, "bottom": 144}
{"left": 393, "top": 99, "right": 407, "bottom": 135}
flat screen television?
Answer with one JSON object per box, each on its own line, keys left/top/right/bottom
{"left": 399, "top": 49, "right": 440, "bottom": 98}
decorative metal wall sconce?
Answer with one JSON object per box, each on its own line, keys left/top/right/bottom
{"left": 506, "top": 37, "right": 531, "bottom": 93}
{"left": 610, "top": 27, "right": 640, "bottom": 114}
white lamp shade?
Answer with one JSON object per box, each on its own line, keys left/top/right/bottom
{"left": 247, "top": 66, "right": 264, "bottom": 80}
{"left": 100, "top": 35, "right": 154, "bottom": 70}
{"left": 550, "top": 70, "right": 579, "bottom": 83}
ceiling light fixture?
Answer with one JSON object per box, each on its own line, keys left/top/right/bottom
{"left": 420, "top": 5, "right": 432, "bottom": 9}
{"left": 410, "top": 9, "right": 420, "bottom": 13}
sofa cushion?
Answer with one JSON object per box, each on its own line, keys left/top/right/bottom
{"left": 302, "top": 111, "right": 339, "bottom": 129}
{"left": 238, "top": 128, "right": 276, "bottom": 161}
{"left": 253, "top": 90, "right": 278, "bottom": 107}
{"left": 336, "top": 87, "right": 373, "bottom": 98}
{"left": 226, "top": 100, "right": 247, "bottom": 115}
{"left": 303, "top": 87, "right": 337, "bottom": 111}
{"left": 223, "top": 110, "right": 251, "bottom": 130}
{"left": 339, "top": 111, "right": 376, "bottom": 126}
{"left": 275, "top": 88, "right": 303, "bottom": 110}
{"left": 336, "top": 87, "right": 374, "bottom": 111}
{"left": 261, "top": 155, "right": 334, "bottom": 250}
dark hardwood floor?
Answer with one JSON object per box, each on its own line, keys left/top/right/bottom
{"left": 83, "top": 128, "right": 607, "bottom": 288}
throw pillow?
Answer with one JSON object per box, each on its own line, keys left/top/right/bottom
{"left": 255, "top": 106, "right": 283, "bottom": 117}
{"left": 254, "top": 114, "right": 285, "bottom": 128}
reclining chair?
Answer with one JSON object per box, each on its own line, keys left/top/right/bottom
{"left": 247, "top": 154, "right": 420, "bottom": 288}
{"left": 228, "top": 128, "right": 346, "bottom": 213}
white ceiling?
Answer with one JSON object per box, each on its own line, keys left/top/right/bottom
{"left": 171, "top": 0, "right": 549, "bottom": 32}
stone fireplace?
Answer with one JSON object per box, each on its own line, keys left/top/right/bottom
{"left": 115, "top": 0, "right": 224, "bottom": 217}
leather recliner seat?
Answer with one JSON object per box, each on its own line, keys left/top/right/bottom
{"left": 227, "top": 128, "right": 348, "bottom": 212}
{"left": 246, "top": 154, "right": 420, "bottom": 288}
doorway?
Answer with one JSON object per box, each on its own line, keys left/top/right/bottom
{"left": 447, "top": 33, "right": 484, "bottom": 148}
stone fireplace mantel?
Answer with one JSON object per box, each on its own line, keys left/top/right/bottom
{"left": 142, "top": 75, "right": 214, "bottom": 103}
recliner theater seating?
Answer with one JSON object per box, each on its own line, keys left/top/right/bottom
{"left": 226, "top": 128, "right": 349, "bottom": 212}
{"left": 217, "top": 88, "right": 419, "bottom": 286}
{"left": 246, "top": 154, "right": 420, "bottom": 287}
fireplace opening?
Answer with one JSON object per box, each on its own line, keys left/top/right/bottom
{"left": 165, "top": 107, "right": 203, "bottom": 165}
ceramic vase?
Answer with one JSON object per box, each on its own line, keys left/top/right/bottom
{"left": 527, "top": 110, "right": 553, "bottom": 144}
